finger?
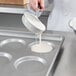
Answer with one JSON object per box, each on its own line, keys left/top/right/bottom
{"left": 30, "top": 0, "right": 38, "bottom": 11}
{"left": 39, "top": 0, "right": 45, "bottom": 11}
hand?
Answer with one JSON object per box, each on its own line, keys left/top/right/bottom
{"left": 30, "top": 0, "right": 45, "bottom": 11}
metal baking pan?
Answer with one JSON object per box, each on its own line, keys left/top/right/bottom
{"left": 0, "top": 30, "right": 64, "bottom": 76}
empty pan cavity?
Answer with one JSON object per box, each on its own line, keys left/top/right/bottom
{"left": 0, "top": 38, "right": 26, "bottom": 47}
{"left": 0, "top": 52, "right": 12, "bottom": 65}
{"left": 14, "top": 56, "right": 47, "bottom": 73}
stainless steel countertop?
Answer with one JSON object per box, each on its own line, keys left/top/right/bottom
{"left": 0, "top": 11, "right": 50, "bottom": 29}
{"left": 0, "top": 11, "right": 75, "bottom": 75}
{"left": 47, "top": 31, "right": 76, "bottom": 76}
{"left": 0, "top": 26, "right": 75, "bottom": 76}
{"left": 1, "top": 30, "right": 76, "bottom": 76}
{"left": 0, "top": 27, "right": 75, "bottom": 76}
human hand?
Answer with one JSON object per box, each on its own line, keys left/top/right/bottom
{"left": 30, "top": 0, "right": 45, "bottom": 11}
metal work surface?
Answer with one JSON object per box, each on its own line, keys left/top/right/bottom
{"left": 0, "top": 11, "right": 50, "bottom": 30}
{"left": 0, "top": 30, "right": 63, "bottom": 76}
{"left": 47, "top": 31, "right": 76, "bottom": 76}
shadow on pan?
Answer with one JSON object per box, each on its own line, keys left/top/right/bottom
{"left": 49, "top": 47, "right": 64, "bottom": 76}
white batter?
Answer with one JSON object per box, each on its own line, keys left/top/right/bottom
{"left": 31, "top": 41, "right": 53, "bottom": 53}
{"left": 31, "top": 34, "right": 53, "bottom": 53}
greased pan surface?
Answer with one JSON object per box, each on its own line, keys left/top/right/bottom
{"left": 0, "top": 30, "right": 64, "bottom": 76}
